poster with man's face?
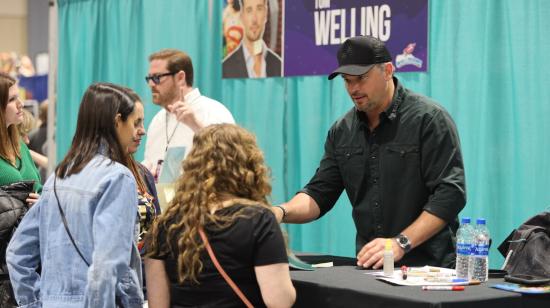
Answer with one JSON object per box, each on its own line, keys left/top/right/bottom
{"left": 222, "top": 0, "right": 283, "bottom": 79}
{"left": 221, "top": 0, "right": 429, "bottom": 79}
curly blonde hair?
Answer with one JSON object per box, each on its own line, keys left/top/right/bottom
{"left": 17, "top": 108, "right": 37, "bottom": 137}
{"left": 146, "top": 124, "right": 272, "bottom": 284}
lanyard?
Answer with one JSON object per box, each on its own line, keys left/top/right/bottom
{"left": 165, "top": 112, "right": 179, "bottom": 153}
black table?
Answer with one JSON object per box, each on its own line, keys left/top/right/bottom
{"left": 290, "top": 256, "right": 549, "bottom": 308}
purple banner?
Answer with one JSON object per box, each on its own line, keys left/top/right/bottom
{"left": 284, "top": 0, "right": 429, "bottom": 76}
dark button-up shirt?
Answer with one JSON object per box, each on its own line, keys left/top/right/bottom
{"left": 301, "top": 77, "right": 466, "bottom": 267}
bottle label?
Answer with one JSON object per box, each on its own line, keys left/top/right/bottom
{"left": 457, "top": 243, "right": 471, "bottom": 255}
{"left": 474, "top": 244, "right": 489, "bottom": 256}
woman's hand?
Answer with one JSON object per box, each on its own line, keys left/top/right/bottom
{"left": 26, "top": 193, "right": 40, "bottom": 206}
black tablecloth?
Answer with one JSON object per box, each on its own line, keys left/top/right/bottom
{"left": 290, "top": 256, "right": 550, "bottom": 308}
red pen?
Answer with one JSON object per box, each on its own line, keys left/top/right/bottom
{"left": 401, "top": 266, "right": 408, "bottom": 280}
{"left": 422, "top": 286, "right": 465, "bottom": 291}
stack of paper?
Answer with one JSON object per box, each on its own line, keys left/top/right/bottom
{"left": 369, "top": 266, "right": 469, "bottom": 286}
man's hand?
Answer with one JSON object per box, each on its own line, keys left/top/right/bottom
{"left": 356, "top": 238, "right": 405, "bottom": 269}
{"left": 167, "top": 87, "right": 204, "bottom": 132}
{"left": 357, "top": 212, "right": 447, "bottom": 269}
{"left": 269, "top": 194, "right": 321, "bottom": 224}
{"left": 271, "top": 205, "right": 285, "bottom": 223}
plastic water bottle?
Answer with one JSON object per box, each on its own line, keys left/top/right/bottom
{"left": 469, "top": 218, "right": 490, "bottom": 282}
{"left": 455, "top": 217, "right": 473, "bottom": 279}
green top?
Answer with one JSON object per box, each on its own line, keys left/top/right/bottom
{"left": 0, "top": 140, "right": 42, "bottom": 192}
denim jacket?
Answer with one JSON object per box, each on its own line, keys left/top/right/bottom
{"left": 6, "top": 155, "right": 144, "bottom": 308}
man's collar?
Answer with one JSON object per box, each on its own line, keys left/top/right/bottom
{"left": 163, "top": 87, "right": 200, "bottom": 112}
{"left": 356, "top": 77, "right": 403, "bottom": 123}
{"left": 242, "top": 40, "right": 267, "bottom": 61}
{"left": 183, "top": 88, "right": 201, "bottom": 104}
{"left": 380, "top": 77, "right": 403, "bottom": 121}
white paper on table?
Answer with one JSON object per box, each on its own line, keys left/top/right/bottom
{"left": 366, "top": 266, "right": 465, "bottom": 286}
{"left": 312, "top": 262, "right": 334, "bottom": 268}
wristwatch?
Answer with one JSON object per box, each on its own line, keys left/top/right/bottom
{"left": 395, "top": 234, "right": 412, "bottom": 253}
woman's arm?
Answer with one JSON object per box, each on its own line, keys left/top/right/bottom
{"left": 84, "top": 171, "right": 142, "bottom": 307}
{"left": 5, "top": 201, "right": 42, "bottom": 307}
{"left": 144, "top": 258, "right": 171, "bottom": 308}
{"left": 29, "top": 149, "right": 48, "bottom": 169}
{"left": 255, "top": 263, "right": 296, "bottom": 308}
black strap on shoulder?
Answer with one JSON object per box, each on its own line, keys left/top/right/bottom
{"left": 53, "top": 173, "right": 124, "bottom": 307}
{"left": 53, "top": 174, "right": 90, "bottom": 267}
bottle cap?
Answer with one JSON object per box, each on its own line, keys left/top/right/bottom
{"left": 461, "top": 217, "right": 471, "bottom": 224}
{"left": 385, "top": 239, "right": 392, "bottom": 251}
{"left": 477, "top": 218, "right": 486, "bottom": 225}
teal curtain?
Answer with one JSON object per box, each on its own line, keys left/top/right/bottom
{"left": 57, "top": 0, "right": 550, "bottom": 268}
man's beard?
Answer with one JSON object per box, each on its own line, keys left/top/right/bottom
{"left": 154, "top": 87, "right": 178, "bottom": 107}
{"left": 246, "top": 23, "right": 264, "bottom": 42}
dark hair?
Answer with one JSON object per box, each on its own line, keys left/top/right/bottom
{"left": 149, "top": 49, "right": 194, "bottom": 86}
{"left": 121, "top": 88, "right": 149, "bottom": 195}
{"left": 239, "top": 0, "right": 268, "bottom": 9}
{"left": 56, "top": 83, "right": 137, "bottom": 178}
{"left": 232, "top": 0, "right": 240, "bottom": 10}
{"left": 0, "top": 72, "right": 20, "bottom": 161}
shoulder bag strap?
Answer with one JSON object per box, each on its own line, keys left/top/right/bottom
{"left": 198, "top": 228, "right": 253, "bottom": 308}
{"left": 54, "top": 175, "right": 124, "bottom": 307}
{"left": 53, "top": 175, "right": 90, "bottom": 267}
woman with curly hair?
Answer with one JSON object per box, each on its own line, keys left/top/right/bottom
{"left": 145, "top": 124, "right": 295, "bottom": 308}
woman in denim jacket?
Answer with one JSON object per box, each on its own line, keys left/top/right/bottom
{"left": 6, "top": 83, "right": 145, "bottom": 308}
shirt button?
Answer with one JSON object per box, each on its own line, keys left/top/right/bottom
{"left": 371, "top": 155, "right": 376, "bottom": 159}
{"left": 374, "top": 202, "right": 379, "bottom": 208}
{"left": 373, "top": 178, "right": 378, "bottom": 184}
{"left": 377, "top": 225, "right": 382, "bottom": 230}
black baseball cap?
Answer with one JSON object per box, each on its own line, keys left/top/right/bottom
{"left": 328, "top": 36, "right": 392, "bottom": 80}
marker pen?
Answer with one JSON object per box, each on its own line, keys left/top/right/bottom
{"left": 401, "top": 265, "right": 408, "bottom": 280}
{"left": 424, "top": 277, "right": 468, "bottom": 283}
{"left": 422, "top": 286, "right": 465, "bottom": 291}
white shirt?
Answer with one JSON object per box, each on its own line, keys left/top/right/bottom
{"left": 143, "top": 88, "right": 235, "bottom": 174}
{"left": 243, "top": 40, "right": 268, "bottom": 78}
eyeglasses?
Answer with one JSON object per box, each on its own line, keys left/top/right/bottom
{"left": 145, "top": 72, "right": 176, "bottom": 85}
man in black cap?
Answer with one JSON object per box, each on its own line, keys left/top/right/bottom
{"left": 272, "top": 36, "right": 466, "bottom": 268}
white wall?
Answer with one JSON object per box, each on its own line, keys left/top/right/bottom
{"left": 28, "top": 0, "right": 49, "bottom": 63}
{"left": 0, "top": 0, "right": 28, "bottom": 54}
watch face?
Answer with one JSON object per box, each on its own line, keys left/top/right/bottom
{"left": 397, "top": 234, "right": 411, "bottom": 253}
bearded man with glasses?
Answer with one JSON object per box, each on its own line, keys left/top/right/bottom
{"left": 143, "top": 49, "right": 235, "bottom": 179}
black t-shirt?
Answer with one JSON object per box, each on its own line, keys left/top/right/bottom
{"left": 149, "top": 204, "right": 288, "bottom": 307}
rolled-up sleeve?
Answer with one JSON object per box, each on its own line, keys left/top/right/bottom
{"left": 421, "top": 109, "right": 466, "bottom": 222}
{"left": 300, "top": 128, "right": 345, "bottom": 217}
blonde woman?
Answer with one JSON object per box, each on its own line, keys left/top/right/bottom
{"left": 17, "top": 108, "right": 48, "bottom": 169}
{"left": 145, "top": 124, "right": 295, "bottom": 308}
